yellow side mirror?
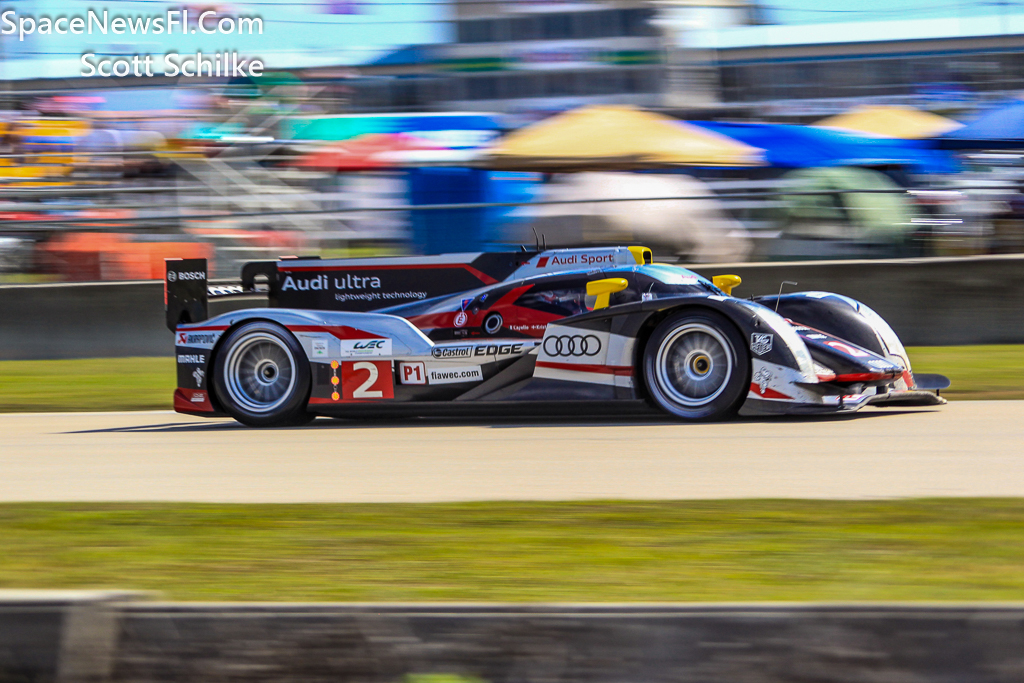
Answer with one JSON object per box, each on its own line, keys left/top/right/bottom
{"left": 712, "top": 274, "right": 742, "bottom": 296}
{"left": 627, "top": 246, "right": 653, "bottom": 265}
{"left": 587, "top": 277, "right": 629, "bottom": 310}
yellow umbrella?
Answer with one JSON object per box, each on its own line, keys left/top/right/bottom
{"left": 813, "top": 105, "right": 962, "bottom": 139}
{"left": 487, "top": 105, "right": 763, "bottom": 169}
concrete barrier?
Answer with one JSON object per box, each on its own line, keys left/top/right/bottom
{"left": 7, "top": 598, "right": 1024, "bottom": 683}
{"left": 0, "top": 282, "right": 264, "bottom": 361}
{"left": 0, "top": 590, "right": 138, "bottom": 683}
{"left": 2, "top": 254, "right": 1023, "bottom": 360}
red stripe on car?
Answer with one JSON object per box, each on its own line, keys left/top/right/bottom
{"left": 536, "top": 361, "right": 633, "bottom": 376}
{"left": 749, "top": 383, "right": 792, "bottom": 400}
{"left": 287, "top": 325, "right": 385, "bottom": 340}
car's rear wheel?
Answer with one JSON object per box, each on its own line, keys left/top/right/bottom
{"left": 643, "top": 310, "right": 749, "bottom": 421}
{"left": 212, "top": 321, "right": 312, "bottom": 427}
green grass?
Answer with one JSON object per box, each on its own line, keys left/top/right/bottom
{"left": 906, "top": 345, "right": 1024, "bottom": 400}
{"left": 3, "top": 500, "right": 1024, "bottom": 601}
{"left": 0, "top": 345, "right": 1021, "bottom": 413}
{"left": 0, "top": 357, "right": 174, "bottom": 412}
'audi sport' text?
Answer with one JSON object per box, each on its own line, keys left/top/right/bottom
{"left": 536, "top": 253, "right": 615, "bottom": 268}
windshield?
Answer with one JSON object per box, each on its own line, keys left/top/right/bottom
{"left": 637, "top": 264, "right": 724, "bottom": 295}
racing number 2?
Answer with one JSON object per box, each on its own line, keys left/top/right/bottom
{"left": 343, "top": 361, "right": 394, "bottom": 400}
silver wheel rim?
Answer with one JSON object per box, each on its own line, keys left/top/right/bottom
{"left": 655, "top": 323, "right": 733, "bottom": 408}
{"left": 224, "top": 332, "right": 297, "bottom": 414}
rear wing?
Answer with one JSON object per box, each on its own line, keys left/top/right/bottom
{"left": 166, "top": 251, "right": 537, "bottom": 332}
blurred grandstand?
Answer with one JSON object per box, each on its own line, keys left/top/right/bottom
{"left": 4, "top": 0, "right": 1024, "bottom": 281}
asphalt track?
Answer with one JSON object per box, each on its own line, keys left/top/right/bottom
{"left": 1, "top": 400, "right": 1022, "bottom": 502}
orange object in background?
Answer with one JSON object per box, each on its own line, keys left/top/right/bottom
{"left": 294, "top": 133, "right": 442, "bottom": 171}
{"left": 40, "top": 233, "right": 213, "bottom": 281}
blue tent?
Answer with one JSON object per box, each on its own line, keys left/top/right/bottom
{"left": 941, "top": 100, "right": 1024, "bottom": 148}
{"left": 691, "top": 121, "right": 957, "bottom": 174}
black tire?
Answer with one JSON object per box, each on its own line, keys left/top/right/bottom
{"left": 212, "top": 321, "right": 312, "bottom": 427}
{"left": 642, "top": 310, "right": 749, "bottom": 421}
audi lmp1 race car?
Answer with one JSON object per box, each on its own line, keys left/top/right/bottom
{"left": 166, "top": 246, "right": 949, "bottom": 427}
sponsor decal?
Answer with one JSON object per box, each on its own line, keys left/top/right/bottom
{"left": 177, "top": 354, "right": 205, "bottom": 364}
{"left": 432, "top": 345, "right": 473, "bottom": 359}
{"left": 754, "top": 367, "right": 773, "bottom": 395}
{"left": 868, "top": 359, "right": 894, "bottom": 368}
{"left": 177, "top": 331, "right": 220, "bottom": 346}
{"left": 193, "top": 367, "right": 205, "bottom": 388}
{"left": 535, "top": 253, "right": 614, "bottom": 268}
{"left": 473, "top": 342, "right": 528, "bottom": 357}
{"left": 427, "top": 365, "right": 483, "bottom": 385}
{"left": 168, "top": 270, "right": 205, "bottom": 282}
{"left": 281, "top": 274, "right": 381, "bottom": 292}
{"left": 191, "top": 391, "right": 205, "bottom": 403}
{"left": 453, "top": 311, "right": 469, "bottom": 327}
{"left": 398, "top": 362, "right": 427, "bottom": 385}
{"left": 751, "top": 333, "right": 773, "bottom": 356}
{"left": 432, "top": 343, "right": 531, "bottom": 359}
{"left": 542, "top": 334, "right": 601, "bottom": 357}
{"left": 461, "top": 298, "right": 473, "bottom": 311}
{"left": 806, "top": 333, "right": 827, "bottom": 340}
{"left": 312, "top": 338, "right": 328, "bottom": 358}
{"left": 339, "top": 338, "right": 392, "bottom": 357}
{"left": 333, "top": 291, "right": 428, "bottom": 304}
{"left": 641, "top": 292, "right": 654, "bottom": 302}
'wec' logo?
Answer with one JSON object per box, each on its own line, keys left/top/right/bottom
{"left": 339, "top": 338, "right": 393, "bottom": 357}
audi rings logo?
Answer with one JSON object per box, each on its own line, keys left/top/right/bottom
{"left": 543, "top": 334, "right": 601, "bottom": 357}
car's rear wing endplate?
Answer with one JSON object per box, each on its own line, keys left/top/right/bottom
{"left": 165, "top": 258, "right": 210, "bottom": 332}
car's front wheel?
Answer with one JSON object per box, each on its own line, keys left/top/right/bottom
{"left": 643, "top": 310, "right": 749, "bottom": 421}
{"left": 212, "top": 321, "right": 312, "bottom": 427}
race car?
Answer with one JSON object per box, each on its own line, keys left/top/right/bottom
{"left": 166, "top": 246, "right": 949, "bottom": 427}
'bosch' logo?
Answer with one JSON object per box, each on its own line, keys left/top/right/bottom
{"left": 169, "top": 271, "right": 205, "bottom": 282}
{"left": 543, "top": 334, "right": 601, "bottom": 357}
